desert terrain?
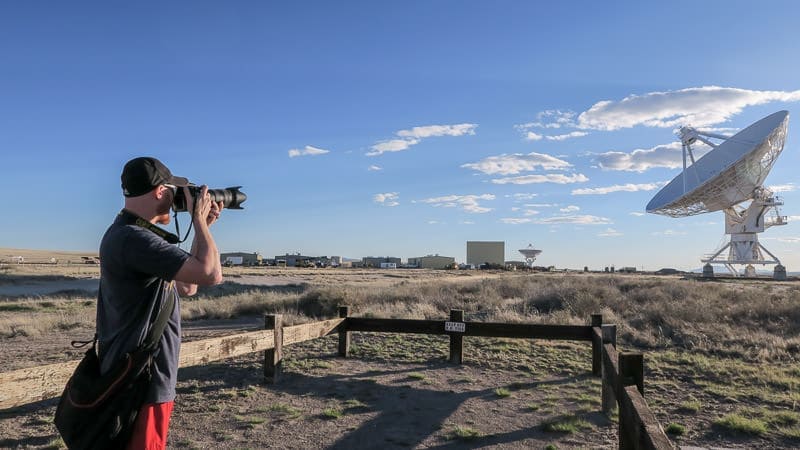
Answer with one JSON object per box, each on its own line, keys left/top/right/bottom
{"left": 1, "top": 252, "right": 800, "bottom": 449}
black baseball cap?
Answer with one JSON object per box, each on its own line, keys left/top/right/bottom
{"left": 121, "top": 157, "right": 190, "bottom": 197}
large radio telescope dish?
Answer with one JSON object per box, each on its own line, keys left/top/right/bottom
{"left": 646, "top": 110, "right": 789, "bottom": 276}
{"left": 518, "top": 244, "right": 542, "bottom": 268}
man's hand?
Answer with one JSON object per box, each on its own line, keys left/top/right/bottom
{"left": 175, "top": 185, "right": 224, "bottom": 292}
{"left": 184, "top": 186, "right": 223, "bottom": 227}
{"left": 206, "top": 200, "right": 223, "bottom": 226}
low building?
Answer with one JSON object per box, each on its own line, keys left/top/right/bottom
{"left": 408, "top": 255, "right": 455, "bottom": 269}
{"left": 362, "top": 256, "right": 401, "bottom": 268}
{"left": 311, "top": 256, "right": 341, "bottom": 267}
{"left": 221, "top": 252, "right": 262, "bottom": 266}
{"left": 275, "top": 253, "right": 316, "bottom": 267}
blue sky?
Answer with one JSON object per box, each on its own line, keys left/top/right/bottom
{"left": 2, "top": 1, "right": 800, "bottom": 271}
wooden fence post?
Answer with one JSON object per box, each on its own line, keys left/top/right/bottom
{"left": 591, "top": 314, "right": 603, "bottom": 376}
{"left": 449, "top": 309, "right": 464, "bottom": 364}
{"left": 338, "top": 306, "right": 351, "bottom": 357}
{"left": 264, "top": 314, "right": 283, "bottom": 384}
{"left": 618, "top": 352, "right": 644, "bottom": 450}
{"left": 601, "top": 324, "right": 617, "bottom": 416}
{"left": 619, "top": 353, "right": 644, "bottom": 396}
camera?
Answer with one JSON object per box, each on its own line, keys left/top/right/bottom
{"left": 172, "top": 185, "right": 247, "bottom": 212}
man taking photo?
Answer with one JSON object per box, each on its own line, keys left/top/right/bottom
{"left": 96, "top": 156, "right": 224, "bottom": 450}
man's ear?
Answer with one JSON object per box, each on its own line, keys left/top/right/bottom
{"left": 154, "top": 185, "right": 167, "bottom": 200}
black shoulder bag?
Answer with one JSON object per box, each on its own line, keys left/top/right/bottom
{"left": 54, "top": 280, "right": 175, "bottom": 450}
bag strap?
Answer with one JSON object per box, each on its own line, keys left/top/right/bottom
{"left": 116, "top": 210, "right": 178, "bottom": 353}
{"left": 139, "top": 280, "right": 176, "bottom": 353}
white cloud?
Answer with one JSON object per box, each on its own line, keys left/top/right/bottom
{"left": 288, "top": 145, "right": 330, "bottom": 158}
{"left": 523, "top": 209, "right": 540, "bottom": 216}
{"left": 368, "top": 123, "right": 476, "bottom": 156}
{"left": 533, "top": 215, "right": 613, "bottom": 225}
{"left": 560, "top": 205, "right": 580, "bottom": 213}
{"left": 595, "top": 142, "right": 711, "bottom": 172}
{"left": 525, "top": 203, "right": 557, "bottom": 207}
{"left": 500, "top": 218, "right": 533, "bottom": 224}
{"left": 572, "top": 182, "right": 666, "bottom": 195}
{"left": 546, "top": 131, "right": 589, "bottom": 141}
{"left": 397, "top": 123, "right": 477, "bottom": 139}
{"left": 629, "top": 212, "right": 646, "bottom": 217}
{"left": 516, "top": 112, "right": 585, "bottom": 140}
{"left": 598, "top": 228, "right": 623, "bottom": 237}
{"left": 373, "top": 192, "right": 399, "bottom": 207}
{"left": 516, "top": 110, "right": 577, "bottom": 129}
{"left": 769, "top": 183, "right": 796, "bottom": 193}
{"left": 367, "top": 138, "right": 419, "bottom": 156}
{"left": 428, "top": 220, "right": 441, "bottom": 225}
{"left": 460, "top": 220, "right": 475, "bottom": 225}
{"left": 492, "top": 173, "right": 589, "bottom": 185}
{"left": 577, "top": 86, "right": 800, "bottom": 131}
{"left": 462, "top": 152, "right": 572, "bottom": 175}
{"left": 368, "top": 165, "right": 383, "bottom": 171}
{"left": 504, "top": 193, "right": 539, "bottom": 201}
{"left": 419, "top": 194, "right": 495, "bottom": 213}
{"left": 525, "top": 131, "right": 544, "bottom": 141}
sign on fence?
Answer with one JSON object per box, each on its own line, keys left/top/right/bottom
{"left": 444, "top": 321, "right": 465, "bottom": 333}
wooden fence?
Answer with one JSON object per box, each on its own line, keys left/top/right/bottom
{"left": 0, "top": 307, "right": 672, "bottom": 449}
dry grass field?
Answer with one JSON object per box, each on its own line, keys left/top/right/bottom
{"left": 1, "top": 256, "right": 800, "bottom": 449}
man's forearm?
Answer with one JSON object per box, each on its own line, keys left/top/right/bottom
{"left": 191, "top": 220, "right": 222, "bottom": 281}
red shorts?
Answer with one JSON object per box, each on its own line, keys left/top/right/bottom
{"left": 126, "top": 402, "right": 174, "bottom": 450}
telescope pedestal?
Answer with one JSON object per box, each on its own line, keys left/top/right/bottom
{"left": 701, "top": 192, "right": 785, "bottom": 276}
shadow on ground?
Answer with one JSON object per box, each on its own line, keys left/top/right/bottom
{"left": 177, "top": 354, "right": 613, "bottom": 449}
{"left": 0, "top": 398, "right": 60, "bottom": 449}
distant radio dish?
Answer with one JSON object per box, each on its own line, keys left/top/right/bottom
{"left": 518, "top": 244, "right": 542, "bottom": 268}
{"left": 646, "top": 110, "right": 789, "bottom": 276}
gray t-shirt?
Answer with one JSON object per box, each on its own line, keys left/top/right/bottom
{"left": 96, "top": 210, "right": 190, "bottom": 404}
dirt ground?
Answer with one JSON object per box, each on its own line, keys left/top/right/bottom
{"left": 1, "top": 327, "right": 618, "bottom": 449}
{"left": 2, "top": 266, "right": 799, "bottom": 449}
{"left": 0, "top": 267, "right": 618, "bottom": 449}
{"left": 5, "top": 318, "right": 791, "bottom": 449}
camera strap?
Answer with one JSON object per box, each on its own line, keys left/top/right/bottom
{"left": 117, "top": 209, "right": 180, "bottom": 244}
{"left": 172, "top": 210, "right": 193, "bottom": 245}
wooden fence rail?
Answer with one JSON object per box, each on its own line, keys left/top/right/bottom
{"left": 0, "top": 309, "right": 671, "bottom": 449}
{"left": 0, "top": 318, "right": 343, "bottom": 410}
{"left": 347, "top": 317, "right": 594, "bottom": 340}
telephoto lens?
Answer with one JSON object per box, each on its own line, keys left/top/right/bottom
{"left": 172, "top": 185, "right": 247, "bottom": 212}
